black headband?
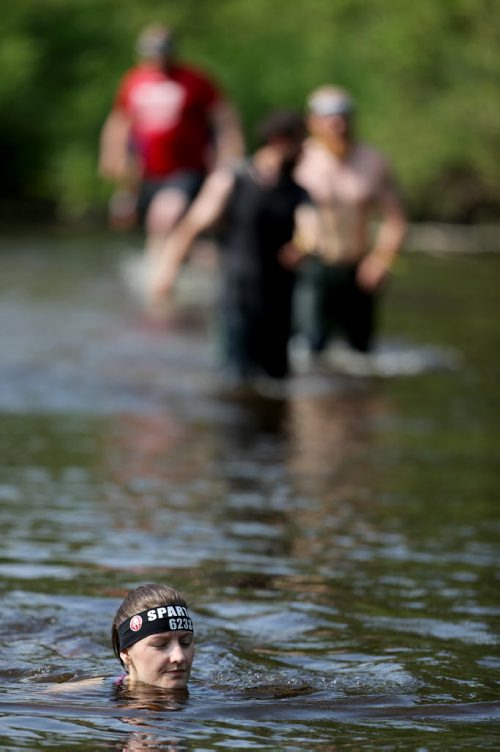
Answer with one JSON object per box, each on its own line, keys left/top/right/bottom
{"left": 118, "top": 604, "right": 194, "bottom": 651}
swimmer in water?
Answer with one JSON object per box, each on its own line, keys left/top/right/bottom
{"left": 48, "top": 583, "right": 195, "bottom": 692}
{"left": 112, "top": 582, "right": 194, "bottom": 690}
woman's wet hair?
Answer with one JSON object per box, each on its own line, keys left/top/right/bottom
{"left": 111, "top": 583, "right": 188, "bottom": 666}
{"left": 256, "top": 109, "right": 306, "bottom": 146}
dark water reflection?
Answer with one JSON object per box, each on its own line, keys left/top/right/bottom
{"left": 0, "top": 231, "right": 499, "bottom": 750}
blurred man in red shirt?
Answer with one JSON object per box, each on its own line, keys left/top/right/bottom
{"left": 99, "top": 24, "right": 244, "bottom": 287}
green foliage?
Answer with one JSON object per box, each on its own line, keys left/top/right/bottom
{"left": 1, "top": 0, "right": 499, "bottom": 221}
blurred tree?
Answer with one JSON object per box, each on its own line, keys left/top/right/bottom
{"left": 0, "top": 0, "right": 499, "bottom": 223}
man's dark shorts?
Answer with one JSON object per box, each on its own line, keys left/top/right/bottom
{"left": 137, "top": 170, "right": 205, "bottom": 224}
{"left": 298, "top": 255, "right": 377, "bottom": 354}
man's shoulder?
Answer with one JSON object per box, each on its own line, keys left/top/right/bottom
{"left": 122, "top": 63, "right": 218, "bottom": 90}
{"left": 122, "top": 64, "right": 159, "bottom": 81}
{"left": 172, "top": 62, "right": 220, "bottom": 89}
{"left": 117, "top": 64, "right": 162, "bottom": 90}
{"left": 352, "top": 143, "right": 400, "bottom": 194}
{"left": 354, "top": 142, "right": 392, "bottom": 169}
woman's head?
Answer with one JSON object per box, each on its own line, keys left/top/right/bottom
{"left": 112, "top": 583, "right": 195, "bottom": 690}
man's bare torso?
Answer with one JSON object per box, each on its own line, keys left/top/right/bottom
{"left": 295, "top": 139, "right": 395, "bottom": 263}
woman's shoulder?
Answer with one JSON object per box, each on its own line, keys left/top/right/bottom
{"left": 45, "top": 676, "right": 106, "bottom": 693}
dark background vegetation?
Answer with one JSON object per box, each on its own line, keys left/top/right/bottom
{"left": 1, "top": 0, "right": 499, "bottom": 224}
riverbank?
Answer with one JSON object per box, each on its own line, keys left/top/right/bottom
{"left": 405, "top": 222, "right": 500, "bottom": 253}
{"left": 1, "top": 219, "right": 500, "bottom": 254}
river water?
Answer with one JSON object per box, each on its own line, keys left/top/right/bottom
{"left": 0, "top": 230, "right": 498, "bottom": 750}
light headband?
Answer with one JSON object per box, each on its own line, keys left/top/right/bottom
{"left": 308, "top": 93, "right": 354, "bottom": 117}
{"left": 118, "top": 604, "right": 194, "bottom": 651}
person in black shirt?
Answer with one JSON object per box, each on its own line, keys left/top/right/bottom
{"left": 149, "top": 110, "right": 319, "bottom": 384}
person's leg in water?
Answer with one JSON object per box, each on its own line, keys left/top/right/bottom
{"left": 304, "top": 261, "right": 375, "bottom": 357}
{"left": 219, "top": 265, "right": 259, "bottom": 387}
{"left": 303, "top": 258, "right": 336, "bottom": 356}
{"left": 146, "top": 188, "right": 189, "bottom": 258}
{"left": 140, "top": 171, "right": 205, "bottom": 282}
{"left": 256, "top": 269, "right": 295, "bottom": 379}
{"left": 337, "top": 263, "right": 377, "bottom": 353}
{"left": 294, "top": 256, "right": 330, "bottom": 356}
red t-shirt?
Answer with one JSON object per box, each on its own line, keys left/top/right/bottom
{"left": 114, "top": 63, "right": 222, "bottom": 178}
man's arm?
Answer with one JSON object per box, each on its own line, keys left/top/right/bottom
{"left": 98, "top": 110, "right": 135, "bottom": 184}
{"left": 279, "top": 203, "right": 321, "bottom": 270}
{"left": 209, "top": 100, "right": 245, "bottom": 168}
{"left": 357, "top": 165, "right": 407, "bottom": 291}
{"left": 149, "top": 168, "right": 235, "bottom": 301}
{"left": 294, "top": 203, "right": 321, "bottom": 254}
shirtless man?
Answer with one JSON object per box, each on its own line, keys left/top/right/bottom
{"left": 295, "top": 85, "right": 407, "bottom": 354}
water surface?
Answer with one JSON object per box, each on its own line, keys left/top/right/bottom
{"left": 0, "top": 231, "right": 498, "bottom": 750}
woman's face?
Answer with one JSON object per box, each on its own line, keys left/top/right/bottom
{"left": 122, "top": 630, "right": 195, "bottom": 690}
